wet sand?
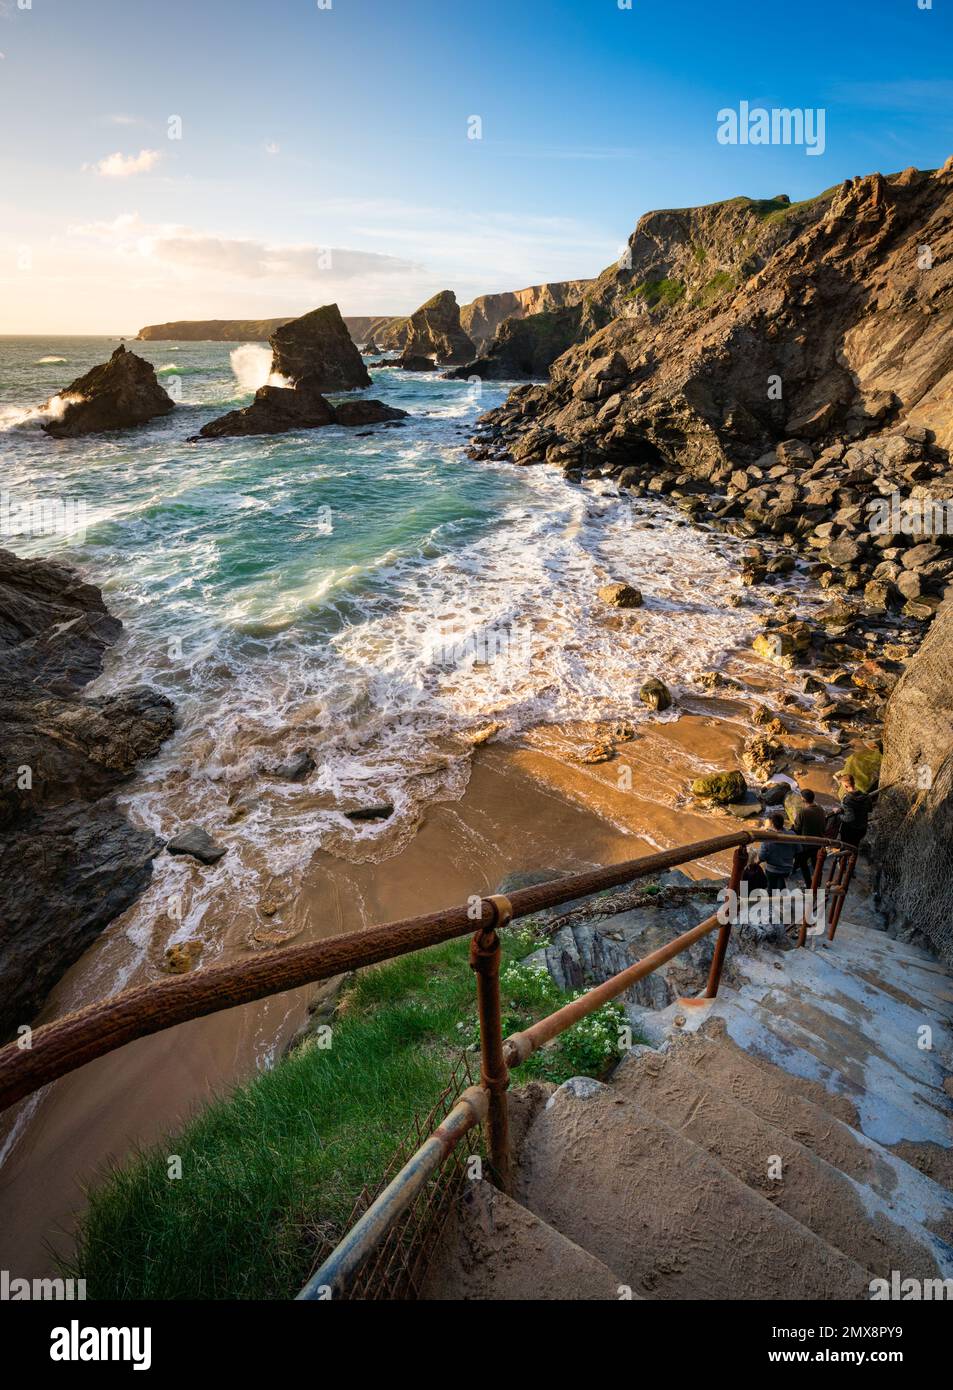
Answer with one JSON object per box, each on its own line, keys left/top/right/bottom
{"left": 0, "top": 677, "right": 848, "bottom": 1278}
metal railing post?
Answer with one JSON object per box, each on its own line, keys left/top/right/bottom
{"left": 705, "top": 844, "right": 747, "bottom": 998}
{"left": 470, "top": 895, "right": 513, "bottom": 1193}
{"left": 827, "top": 851, "right": 856, "bottom": 941}
{"left": 798, "top": 847, "right": 827, "bottom": 948}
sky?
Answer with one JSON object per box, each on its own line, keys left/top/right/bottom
{"left": 0, "top": 0, "right": 951, "bottom": 334}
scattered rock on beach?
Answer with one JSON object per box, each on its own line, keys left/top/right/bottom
{"left": 639, "top": 677, "right": 673, "bottom": 711}
{"left": 690, "top": 770, "right": 747, "bottom": 805}
{"left": 164, "top": 940, "right": 203, "bottom": 974}
{"left": 166, "top": 826, "right": 227, "bottom": 864}
{"left": 344, "top": 803, "right": 395, "bottom": 822}
{"left": 598, "top": 581, "right": 643, "bottom": 609}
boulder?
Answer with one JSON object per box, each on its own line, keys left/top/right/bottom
{"left": 332, "top": 400, "right": 408, "bottom": 427}
{"left": 166, "top": 826, "right": 227, "bottom": 865}
{"left": 639, "top": 678, "right": 673, "bottom": 711}
{"left": 270, "top": 305, "right": 372, "bottom": 390}
{"left": 691, "top": 770, "right": 747, "bottom": 804}
{"left": 42, "top": 345, "right": 175, "bottom": 438}
{"left": 598, "top": 582, "right": 643, "bottom": 609}
{"left": 873, "top": 601, "right": 953, "bottom": 964}
{"left": 197, "top": 378, "right": 335, "bottom": 439}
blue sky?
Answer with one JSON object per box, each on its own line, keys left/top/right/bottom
{"left": 1, "top": 0, "right": 951, "bottom": 332}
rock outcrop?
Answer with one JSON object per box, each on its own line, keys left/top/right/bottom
{"left": 0, "top": 549, "right": 175, "bottom": 1038}
{"left": 476, "top": 164, "right": 953, "bottom": 463}
{"left": 373, "top": 291, "right": 475, "bottom": 366}
{"left": 269, "top": 305, "right": 372, "bottom": 390}
{"left": 196, "top": 377, "right": 406, "bottom": 440}
{"left": 42, "top": 345, "right": 175, "bottom": 438}
{"left": 459, "top": 280, "right": 592, "bottom": 353}
{"left": 872, "top": 598, "right": 953, "bottom": 965}
{"left": 454, "top": 189, "right": 834, "bottom": 382}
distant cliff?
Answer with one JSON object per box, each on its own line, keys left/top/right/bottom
{"left": 460, "top": 280, "right": 592, "bottom": 353}
{"left": 138, "top": 316, "right": 381, "bottom": 345}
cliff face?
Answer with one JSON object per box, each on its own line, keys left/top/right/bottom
{"left": 454, "top": 191, "right": 833, "bottom": 382}
{"left": 477, "top": 164, "right": 953, "bottom": 462}
{"left": 138, "top": 317, "right": 389, "bottom": 346}
{"left": 0, "top": 550, "right": 175, "bottom": 1038}
{"left": 872, "top": 600, "right": 953, "bottom": 965}
{"left": 460, "top": 279, "right": 592, "bottom": 353}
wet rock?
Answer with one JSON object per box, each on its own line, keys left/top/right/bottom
{"left": 333, "top": 399, "right": 408, "bottom": 427}
{"left": 274, "top": 750, "right": 315, "bottom": 781}
{"left": 691, "top": 770, "right": 747, "bottom": 804}
{"left": 41, "top": 345, "right": 175, "bottom": 438}
{"left": 598, "top": 581, "right": 643, "bottom": 609}
{"left": 0, "top": 550, "right": 174, "bottom": 1038}
{"left": 166, "top": 826, "right": 227, "bottom": 864}
{"left": 270, "top": 304, "right": 372, "bottom": 390}
{"left": 344, "top": 803, "right": 395, "bottom": 821}
{"left": 639, "top": 678, "right": 673, "bottom": 711}
{"left": 164, "top": 940, "right": 203, "bottom": 974}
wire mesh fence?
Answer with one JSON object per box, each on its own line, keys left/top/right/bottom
{"left": 303, "top": 1051, "right": 483, "bottom": 1300}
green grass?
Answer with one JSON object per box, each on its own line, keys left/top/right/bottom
{"left": 625, "top": 277, "right": 686, "bottom": 309}
{"left": 68, "top": 921, "right": 634, "bottom": 1300}
{"left": 693, "top": 270, "right": 736, "bottom": 307}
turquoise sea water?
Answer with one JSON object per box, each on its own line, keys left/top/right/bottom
{"left": 1, "top": 335, "right": 763, "bottom": 974}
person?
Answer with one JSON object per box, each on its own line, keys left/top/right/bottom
{"left": 757, "top": 811, "right": 798, "bottom": 892}
{"left": 837, "top": 773, "right": 871, "bottom": 848}
{"left": 791, "top": 788, "right": 828, "bottom": 886}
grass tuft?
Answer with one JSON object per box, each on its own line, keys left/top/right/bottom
{"left": 69, "top": 921, "right": 640, "bottom": 1300}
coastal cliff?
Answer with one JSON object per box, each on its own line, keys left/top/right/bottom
{"left": 872, "top": 599, "right": 953, "bottom": 965}
{"left": 0, "top": 550, "right": 175, "bottom": 1038}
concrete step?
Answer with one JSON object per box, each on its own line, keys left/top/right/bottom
{"left": 515, "top": 1077, "right": 872, "bottom": 1300}
{"left": 710, "top": 984, "right": 953, "bottom": 1148}
{"left": 612, "top": 1045, "right": 953, "bottom": 1279}
{"left": 731, "top": 950, "right": 953, "bottom": 1099}
{"left": 419, "top": 1178, "right": 630, "bottom": 1300}
{"left": 834, "top": 919, "right": 943, "bottom": 969}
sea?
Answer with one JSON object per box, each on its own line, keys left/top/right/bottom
{"left": 0, "top": 334, "right": 765, "bottom": 980}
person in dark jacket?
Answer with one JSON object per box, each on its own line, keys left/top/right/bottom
{"left": 792, "top": 788, "right": 828, "bottom": 886}
{"left": 757, "top": 811, "right": 798, "bottom": 892}
{"left": 837, "top": 774, "right": 871, "bottom": 847}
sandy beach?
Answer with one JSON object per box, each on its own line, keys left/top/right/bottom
{"left": 0, "top": 653, "right": 850, "bottom": 1277}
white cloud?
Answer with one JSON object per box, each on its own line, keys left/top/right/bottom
{"left": 90, "top": 149, "right": 162, "bottom": 179}
{"left": 68, "top": 213, "right": 418, "bottom": 283}
{"left": 264, "top": 141, "right": 280, "bottom": 156}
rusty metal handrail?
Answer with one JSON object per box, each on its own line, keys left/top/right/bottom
{"left": 297, "top": 1086, "right": 488, "bottom": 1300}
{"left": 300, "top": 831, "right": 856, "bottom": 1297}
{"left": 0, "top": 829, "right": 841, "bottom": 1113}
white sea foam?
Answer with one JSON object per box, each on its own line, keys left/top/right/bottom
{"left": 35, "top": 355, "right": 67, "bottom": 364}
{"left": 229, "top": 343, "right": 290, "bottom": 393}
{"left": 0, "top": 392, "right": 84, "bottom": 431}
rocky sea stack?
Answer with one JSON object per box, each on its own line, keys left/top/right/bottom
{"left": 374, "top": 290, "right": 475, "bottom": 367}
{"left": 270, "top": 304, "right": 371, "bottom": 391}
{"left": 42, "top": 344, "right": 175, "bottom": 438}
{"left": 0, "top": 549, "right": 175, "bottom": 1038}
{"left": 197, "top": 303, "right": 406, "bottom": 439}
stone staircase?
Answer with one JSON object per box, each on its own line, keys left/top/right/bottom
{"left": 423, "top": 890, "right": 953, "bottom": 1300}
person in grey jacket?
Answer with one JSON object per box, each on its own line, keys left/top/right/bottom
{"left": 757, "top": 811, "right": 798, "bottom": 891}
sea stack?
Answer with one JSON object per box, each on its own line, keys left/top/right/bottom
{"left": 42, "top": 344, "right": 175, "bottom": 438}
{"left": 270, "top": 304, "right": 372, "bottom": 391}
